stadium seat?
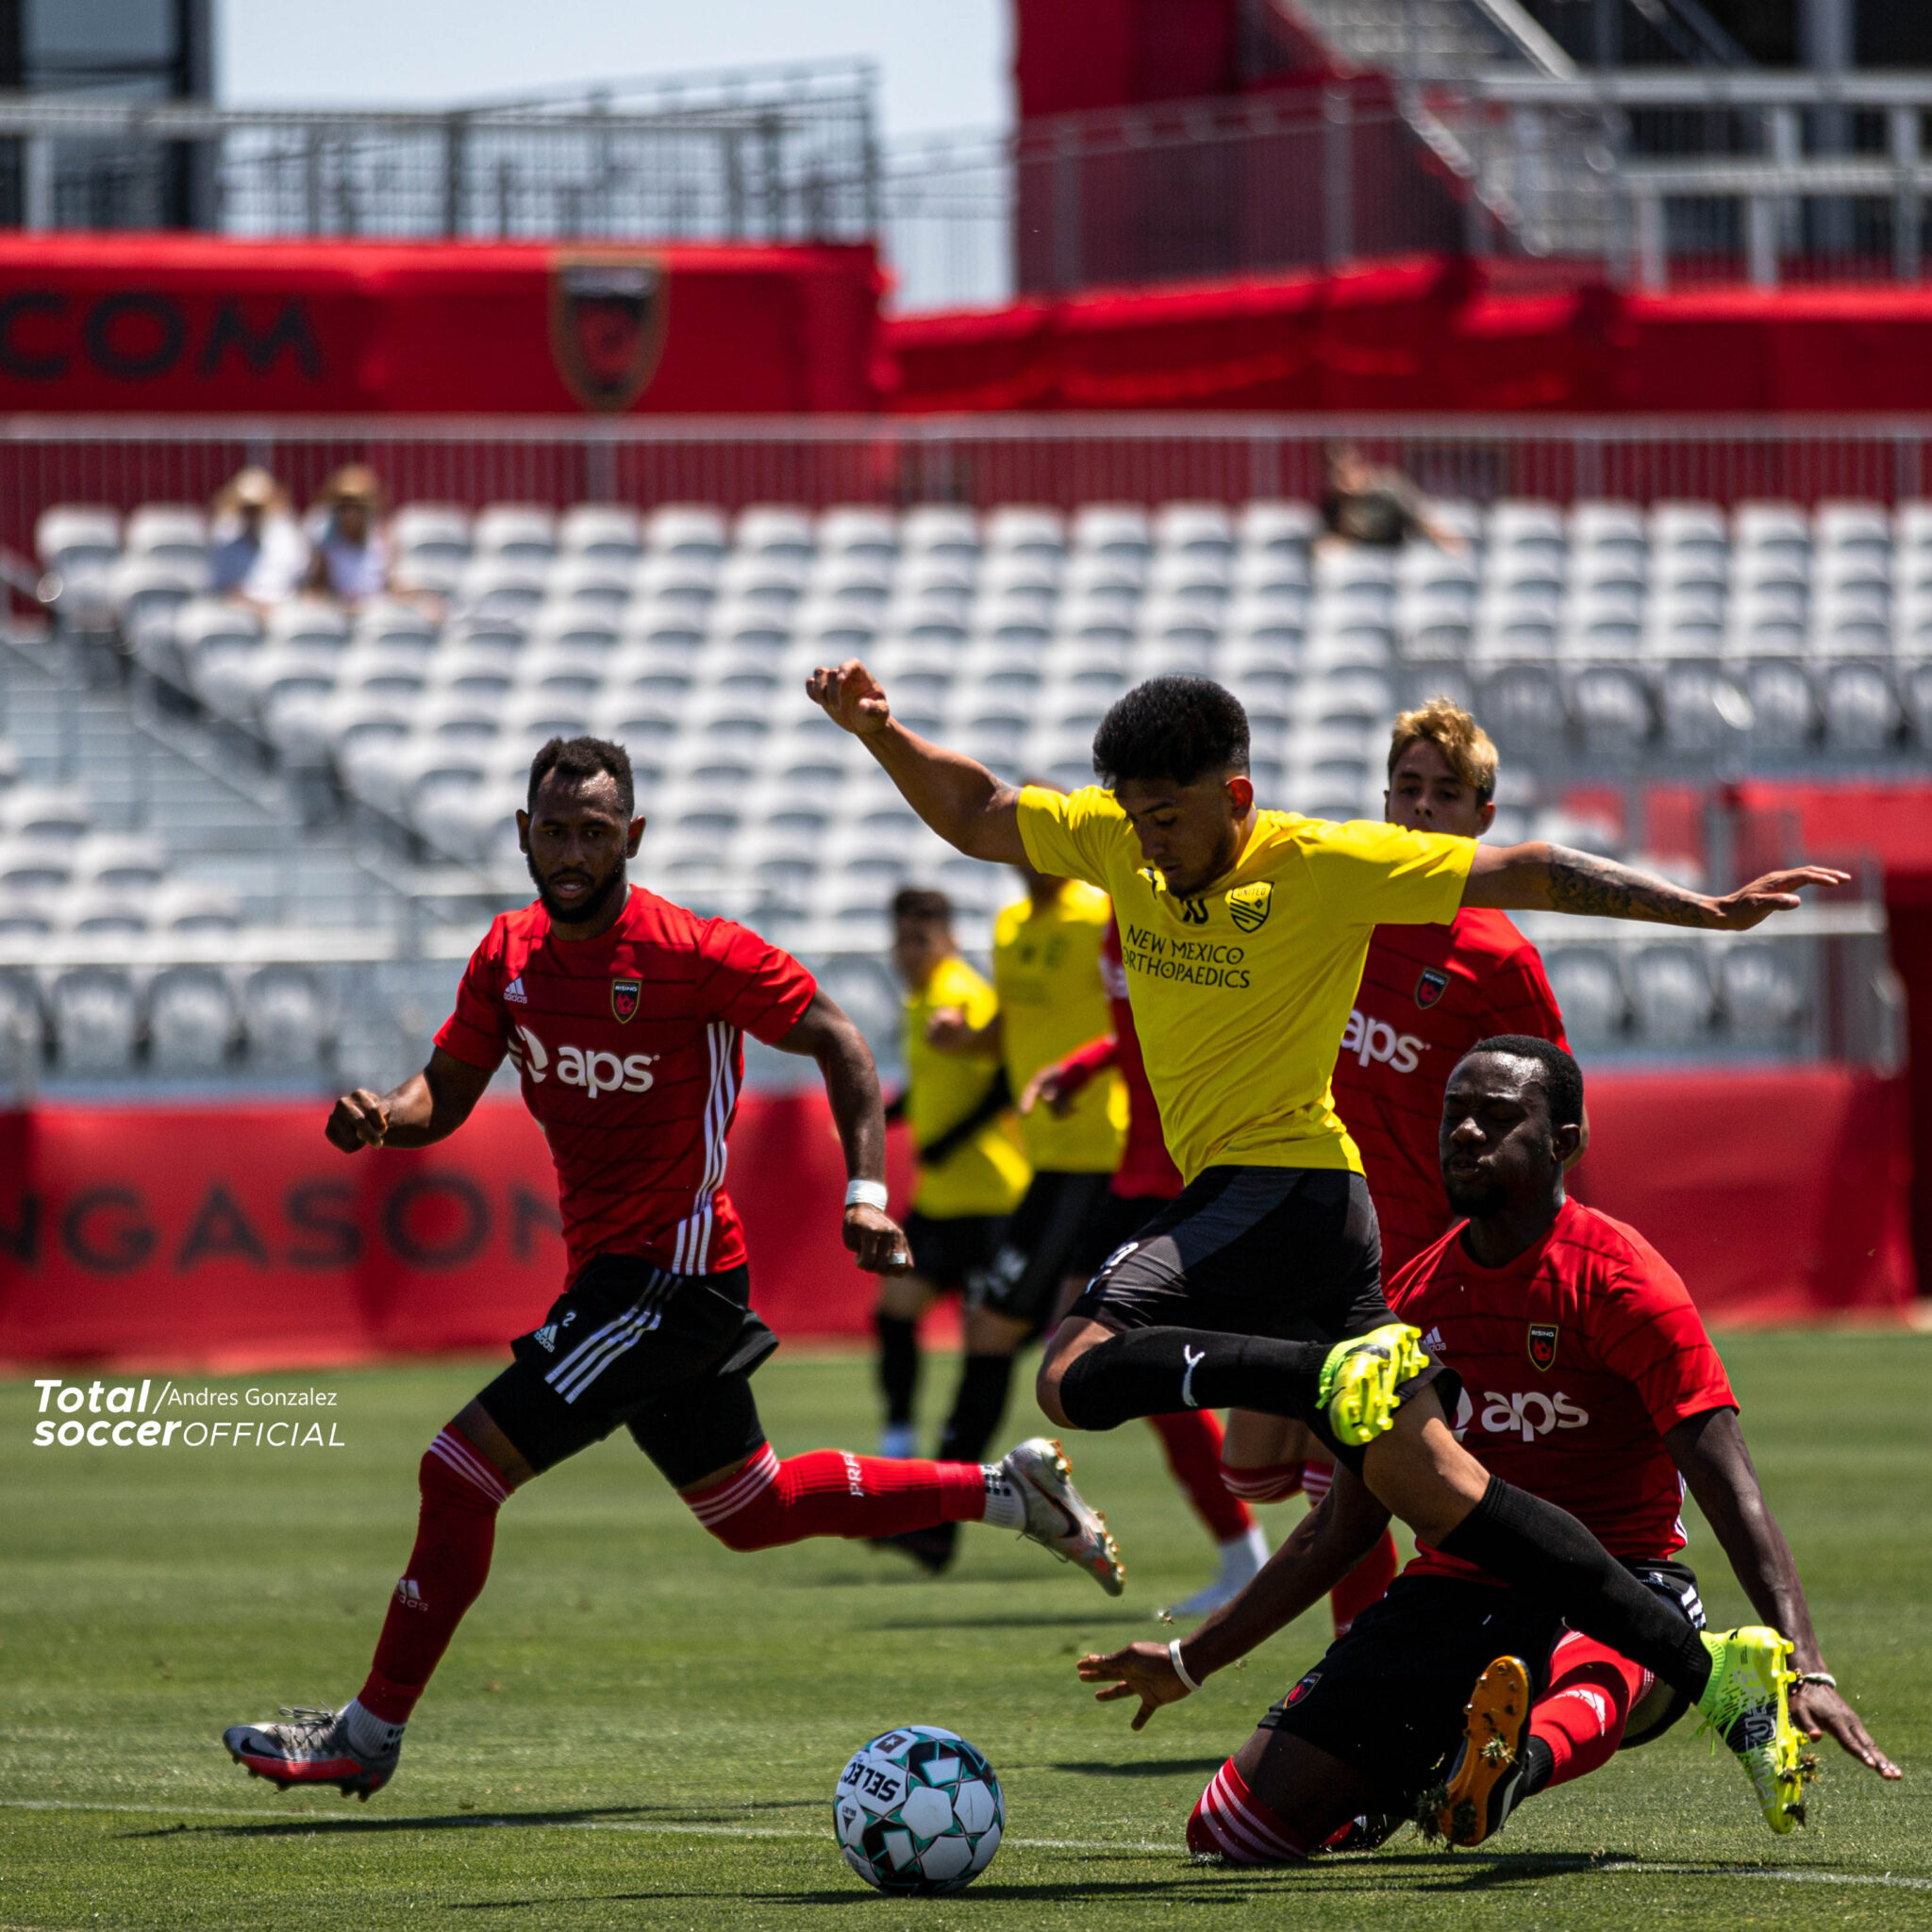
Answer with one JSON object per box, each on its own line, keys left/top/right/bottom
{"left": 243, "top": 965, "right": 330, "bottom": 1068}
{"left": 630, "top": 552, "right": 719, "bottom": 615}
{"left": 0, "top": 786, "right": 92, "bottom": 848}
{"left": 176, "top": 599, "right": 265, "bottom": 714}
{"left": 644, "top": 505, "right": 729, "bottom": 563}
{"left": 252, "top": 652, "right": 340, "bottom": 763}
{"left": 1819, "top": 661, "right": 1900, "bottom": 753}
{"left": 391, "top": 505, "right": 474, "bottom": 593}
{"left": 983, "top": 507, "right": 1065, "bottom": 563}
{"left": 125, "top": 503, "right": 208, "bottom": 569}
{"left": 1153, "top": 502, "right": 1236, "bottom": 562}
{"left": 111, "top": 556, "right": 208, "bottom": 663}
{"left": 0, "top": 972, "right": 40, "bottom": 1066}
{"left": 901, "top": 505, "right": 980, "bottom": 565}
{"left": 736, "top": 506, "right": 815, "bottom": 566}
{"left": 1235, "top": 501, "right": 1318, "bottom": 557}
{"left": 1144, "top": 551, "right": 1230, "bottom": 611}
{"left": 818, "top": 506, "right": 898, "bottom": 566}
{"left": 456, "top": 558, "right": 547, "bottom": 625}
{"left": 474, "top": 504, "right": 558, "bottom": 566}
{"left": 0, "top": 838, "right": 71, "bottom": 900}
{"left": 36, "top": 505, "right": 123, "bottom": 579}
{"left": 1721, "top": 941, "right": 1807, "bottom": 1040}
{"left": 558, "top": 504, "right": 642, "bottom": 564}
{"left": 50, "top": 967, "right": 140, "bottom": 1073}
{"left": 72, "top": 833, "right": 168, "bottom": 896}
{"left": 148, "top": 966, "right": 238, "bottom": 1073}
{"left": 1544, "top": 946, "right": 1625, "bottom": 1044}
{"left": 1071, "top": 504, "right": 1151, "bottom": 564}
{"left": 541, "top": 558, "right": 632, "bottom": 618}
{"left": 1814, "top": 501, "right": 1890, "bottom": 566}
{"left": 1628, "top": 943, "right": 1712, "bottom": 1044}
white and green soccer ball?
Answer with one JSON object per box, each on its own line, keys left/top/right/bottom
{"left": 833, "top": 1725, "right": 1004, "bottom": 1895}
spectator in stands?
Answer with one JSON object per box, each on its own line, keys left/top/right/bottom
{"left": 209, "top": 467, "right": 310, "bottom": 610}
{"left": 1319, "top": 442, "right": 1464, "bottom": 554}
{"left": 304, "top": 464, "right": 392, "bottom": 608}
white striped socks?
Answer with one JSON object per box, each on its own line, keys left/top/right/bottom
{"left": 425, "top": 1427, "right": 513, "bottom": 1507}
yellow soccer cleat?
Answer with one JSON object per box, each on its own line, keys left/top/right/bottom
{"left": 1433, "top": 1656, "right": 1534, "bottom": 1846}
{"left": 1317, "top": 1324, "right": 1431, "bottom": 1448}
{"left": 1696, "top": 1626, "right": 1806, "bottom": 1833}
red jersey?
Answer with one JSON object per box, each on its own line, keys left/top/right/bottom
{"left": 1391, "top": 1196, "right": 1737, "bottom": 1580}
{"left": 1098, "top": 915, "right": 1183, "bottom": 1201}
{"left": 435, "top": 887, "right": 817, "bottom": 1281}
{"left": 1331, "top": 908, "right": 1568, "bottom": 1275}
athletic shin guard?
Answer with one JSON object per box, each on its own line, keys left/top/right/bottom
{"left": 1438, "top": 1478, "right": 1712, "bottom": 1699}
{"left": 1058, "top": 1327, "right": 1328, "bottom": 1431}
{"left": 358, "top": 1428, "right": 508, "bottom": 1724}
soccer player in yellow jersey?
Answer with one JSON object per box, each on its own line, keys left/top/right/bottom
{"left": 900, "top": 855, "right": 1127, "bottom": 1572}
{"left": 875, "top": 887, "right": 1029, "bottom": 1469}
{"left": 809, "top": 658, "right": 1847, "bottom": 1832}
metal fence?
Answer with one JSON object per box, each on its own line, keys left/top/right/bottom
{"left": 0, "top": 62, "right": 879, "bottom": 248}
{"left": 8, "top": 414, "right": 1932, "bottom": 567}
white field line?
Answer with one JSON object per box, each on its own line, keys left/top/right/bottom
{"left": 3, "top": 1798, "right": 1929, "bottom": 1890}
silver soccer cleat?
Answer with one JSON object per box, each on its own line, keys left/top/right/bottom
{"left": 1003, "top": 1437, "right": 1125, "bottom": 1596}
{"left": 222, "top": 1706, "right": 399, "bottom": 1800}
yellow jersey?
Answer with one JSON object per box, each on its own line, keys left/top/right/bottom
{"left": 992, "top": 880, "right": 1128, "bottom": 1174}
{"left": 903, "top": 954, "right": 1030, "bottom": 1219}
{"left": 1016, "top": 788, "right": 1474, "bottom": 1181}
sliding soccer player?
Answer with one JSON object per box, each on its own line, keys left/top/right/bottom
{"left": 222, "top": 736, "right": 1123, "bottom": 1800}
{"left": 1078, "top": 1038, "right": 1897, "bottom": 1858}
{"left": 808, "top": 658, "right": 1844, "bottom": 1832}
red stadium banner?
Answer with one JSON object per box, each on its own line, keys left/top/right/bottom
{"left": 0, "top": 235, "right": 885, "bottom": 415}
{"left": 887, "top": 254, "right": 1932, "bottom": 415}
{"left": 0, "top": 1070, "right": 1911, "bottom": 1373}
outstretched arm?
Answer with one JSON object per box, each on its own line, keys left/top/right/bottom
{"left": 1076, "top": 1468, "right": 1393, "bottom": 1729}
{"left": 1668, "top": 1407, "right": 1898, "bottom": 1778}
{"left": 772, "top": 987, "right": 912, "bottom": 1276}
{"left": 807, "top": 659, "right": 1028, "bottom": 864}
{"left": 325, "top": 1046, "right": 493, "bottom": 1152}
{"left": 1464, "top": 843, "right": 1848, "bottom": 933}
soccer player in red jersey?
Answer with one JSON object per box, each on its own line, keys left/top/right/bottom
{"left": 1221, "top": 701, "right": 1574, "bottom": 1630}
{"left": 1028, "top": 914, "right": 1271, "bottom": 1618}
{"left": 1078, "top": 1037, "right": 1897, "bottom": 1859}
{"left": 222, "top": 737, "right": 1124, "bottom": 1800}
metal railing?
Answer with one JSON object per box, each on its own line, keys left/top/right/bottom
{"left": 0, "top": 61, "right": 879, "bottom": 246}
{"left": 7, "top": 414, "right": 1932, "bottom": 560}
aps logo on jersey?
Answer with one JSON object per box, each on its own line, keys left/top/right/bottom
{"left": 509, "top": 1022, "right": 658, "bottom": 1098}
{"left": 1225, "top": 881, "right": 1273, "bottom": 932}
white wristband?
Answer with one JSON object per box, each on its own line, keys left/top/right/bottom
{"left": 844, "top": 1178, "right": 890, "bottom": 1212}
{"left": 1168, "top": 1640, "right": 1202, "bottom": 1694}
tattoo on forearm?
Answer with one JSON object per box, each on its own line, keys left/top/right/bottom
{"left": 1545, "top": 846, "right": 1711, "bottom": 927}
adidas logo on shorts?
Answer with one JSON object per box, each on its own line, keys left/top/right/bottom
{"left": 533, "top": 1323, "right": 559, "bottom": 1352}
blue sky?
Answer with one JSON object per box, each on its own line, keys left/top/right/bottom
{"left": 218, "top": 0, "right": 1010, "bottom": 139}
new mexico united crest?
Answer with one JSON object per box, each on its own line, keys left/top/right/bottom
{"left": 549, "top": 255, "right": 669, "bottom": 413}
{"left": 1224, "top": 881, "right": 1273, "bottom": 932}
{"left": 610, "top": 977, "right": 642, "bottom": 1023}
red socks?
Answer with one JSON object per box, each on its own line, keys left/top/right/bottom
{"left": 684, "top": 1445, "right": 990, "bottom": 1551}
{"left": 1188, "top": 1759, "right": 1310, "bottom": 1864}
{"left": 1529, "top": 1633, "right": 1650, "bottom": 1790}
{"left": 358, "top": 1428, "right": 508, "bottom": 1724}
{"left": 1220, "top": 1457, "right": 1306, "bottom": 1505}
{"left": 1148, "top": 1410, "right": 1255, "bottom": 1543}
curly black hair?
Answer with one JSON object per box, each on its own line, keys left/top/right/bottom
{"left": 1091, "top": 676, "right": 1250, "bottom": 788}
{"left": 526, "top": 735, "right": 636, "bottom": 819}
{"left": 1465, "top": 1034, "right": 1585, "bottom": 1130}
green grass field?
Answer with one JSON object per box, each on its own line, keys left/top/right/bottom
{"left": 2, "top": 1333, "right": 1928, "bottom": 1931}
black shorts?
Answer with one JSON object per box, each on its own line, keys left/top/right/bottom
{"left": 475, "top": 1256, "right": 777, "bottom": 1491}
{"left": 903, "top": 1211, "right": 1005, "bottom": 1293}
{"left": 1258, "top": 1560, "right": 1703, "bottom": 1807}
{"left": 1081, "top": 1189, "right": 1168, "bottom": 1274}
{"left": 971, "top": 1169, "right": 1118, "bottom": 1332}
{"left": 1065, "top": 1164, "right": 1454, "bottom": 1466}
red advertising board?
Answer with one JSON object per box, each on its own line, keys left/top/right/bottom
{"left": 0, "top": 234, "right": 885, "bottom": 415}
{"left": 0, "top": 1069, "right": 1911, "bottom": 1374}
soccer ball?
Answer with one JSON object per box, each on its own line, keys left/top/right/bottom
{"left": 832, "top": 1725, "right": 1004, "bottom": 1895}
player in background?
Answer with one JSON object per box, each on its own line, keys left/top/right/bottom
{"left": 873, "top": 886, "right": 1029, "bottom": 1463}
{"left": 808, "top": 658, "right": 1847, "bottom": 1833}
{"left": 881, "top": 852, "right": 1127, "bottom": 1574}
{"left": 1221, "top": 699, "right": 1577, "bottom": 1634}
{"left": 1078, "top": 1038, "right": 1897, "bottom": 1860}
{"left": 1024, "top": 913, "right": 1270, "bottom": 1618}
{"left": 222, "top": 738, "right": 1124, "bottom": 1802}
